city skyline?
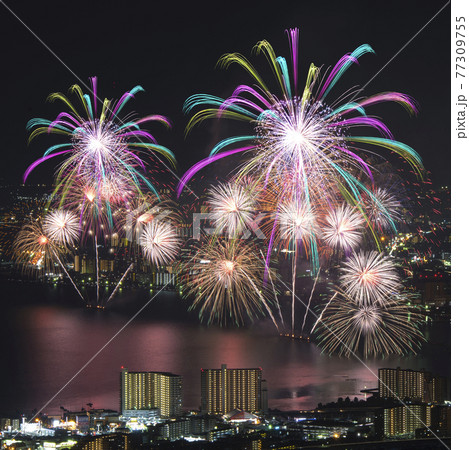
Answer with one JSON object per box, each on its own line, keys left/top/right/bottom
{"left": 0, "top": 361, "right": 450, "bottom": 446}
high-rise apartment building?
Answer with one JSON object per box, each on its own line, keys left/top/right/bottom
{"left": 201, "top": 364, "right": 263, "bottom": 415}
{"left": 378, "top": 367, "right": 425, "bottom": 401}
{"left": 120, "top": 368, "right": 182, "bottom": 418}
{"left": 384, "top": 405, "right": 431, "bottom": 437}
{"left": 429, "top": 375, "right": 448, "bottom": 404}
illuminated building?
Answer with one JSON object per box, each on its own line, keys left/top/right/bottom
{"left": 74, "top": 434, "right": 129, "bottom": 449}
{"left": 74, "top": 255, "right": 81, "bottom": 272}
{"left": 120, "top": 368, "right": 182, "bottom": 418}
{"left": 120, "top": 409, "right": 160, "bottom": 423}
{"left": 80, "top": 255, "right": 96, "bottom": 274}
{"left": 99, "top": 259, "right": 115, "bottom": 272}
{"left": 429, "top": 375, "right": 448, "bottom": 404}
{"left": 224, "top": 409, "right": 259, "bottom": 424}
{"left": 378, "top": 367, "right": 425, "bottom": 401}
{"left": 111, "top": 233, "right": 119, "bottom": 247}
{"left": 0, "top": 418, "right": 20, "bottom": 433}
{"left": 201, "top": 364, "right": 263, "bottom": 415}
{"left": 287, "top": 420, "right": 355, "bottom": 441}
{"left": 160, "top": 419, "right": 190, "bottom": 441}
{"left": 152, "top": 270, "right": 175, "bottom": 286}
{"left": 384, "top": 404, "right": 431, "bottom": 437}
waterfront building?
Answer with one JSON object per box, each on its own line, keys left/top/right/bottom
{"left": 99, "top": 259, "right": 115, "bottom": 272}
{"left": 378, "top": 367, "right": 425, "bottom": 401}
{"left": 384, "top": 404, "right": 431, "bottom": 437}
{"left": 201, "top": 364, "right": 263, "bottom": 415}
{"left": 429, "top": 375, "right": 449, "bottom": 404}
{"left": 120, "top": 368, "right": 182, "bottom": 418}
{"left": 159, "top": 419, "right": 190, "bottom": 441}
{"left": 74, "top": 434, "right": 129, "bottom": 449}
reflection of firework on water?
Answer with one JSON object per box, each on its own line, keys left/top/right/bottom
{"left": 366, "top": 187, "right": 402, "bottom": 233}
{"left": 339, "top": 250, "right": 402, "bottom": 306}
{"left": 139, "top": 220, "right": 180, "bottom": 266}
{"left": 180, "top": 239, "right": 275, "bottom": 326}
{"left": 208, "top": 182, "right": 256, "bottom": 237}
{"left": 43, "top": 209, "right": 81, "bottom": 247}
{"left": 13, "top": 220, "right": 63, "bottom": 274}
{"left": 315, "top": 290, "right": 425, "bottom": 357}
{"left": 322, "top": 204, "right": 365, "bottom": 251}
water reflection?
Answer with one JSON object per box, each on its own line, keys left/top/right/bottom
{"left": 1, "top": 282, "right": 450, "bottom": 415}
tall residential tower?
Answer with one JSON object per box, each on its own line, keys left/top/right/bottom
{"left": 378, "top": 367, "right": 425, "bottom": 401}
{"left": 201, "top": 364, "right": 264, "bottom": 415}
{"left": 120, "top": 368, "right": 182, "bottom": 418}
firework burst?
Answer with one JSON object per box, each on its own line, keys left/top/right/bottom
{"left": 339, "top": 250, "right": 402, "bottom": 306}
{"left": 321, "top": 203, "right": 365, "bottom": 251}
{"left": 58, "top": 180, "right": 116, "bottom": 239}
{"left": 43, "top": 209, "right": 81, "bottom": 247}
{"left": 208, "top": 182, "right": 257, "bottom": 237}
{"left": 174, "top": 29, "right": 426, "bottom": 336}
{"left": 25, "top": 77, "right": 176, "bottom": 232}
{"left": 25, "top": 78, "right": 175, "bottom": 182}
{"left": 180, "top": 239, "right": 275, "bottom": 326}
{"left": 178, "top": 28, "right": 424, "bottom": 213}
{"left": 315, "top": 290, "right": 425, "bottom": 357}
{"left": 139, "top": 220, "right": 180, "bottom": 266}
{"left": 366, "top": 187, "right": 402, "bottom": 233}
{"left": 278, "top": 199, "right": 318, "bottom": 244}
{"left": 112, "top": 193, "right": 170, "bottom": 245}
{"left": 13, "top": 220, "right": 63, "bottom": 274}
{"left": 0, "top": 198, "right": 48, "bottom": 258}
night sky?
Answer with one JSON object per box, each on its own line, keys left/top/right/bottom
{"left": 0, "top": 0, "right": 450, "bottom": 187}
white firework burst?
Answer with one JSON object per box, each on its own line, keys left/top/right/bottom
{"left": 322, "top": 204, "right": 364, "bottom": 251}
{"left": 278, "top": 199, "right": 318, "bottom": 243}
{"left": 179, "top": 239, "right": 274, "bottom": 326}
{"left": 339, "top": 250, "right": 402, "bottom": 306}
{"left": 315, "top": 290, "right": 425, "bottom": 357}
{"left": 139, "top": 220, "right": 179, "bottom": 266}
{"left": 366, "top": 187, "right": 402, "bottom": 232}
{"left": 43, "top": 209, "right": 81, "bottom": 246}
{"left": 208, "top": 182, "right": 256, "bottom": 237}
{"left": 13, "top": 219, "right": 63, "bottom": 274}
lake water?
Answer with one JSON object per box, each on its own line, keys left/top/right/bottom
{"left": 0, "top": 281, "right": 450, "bottom": 416}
